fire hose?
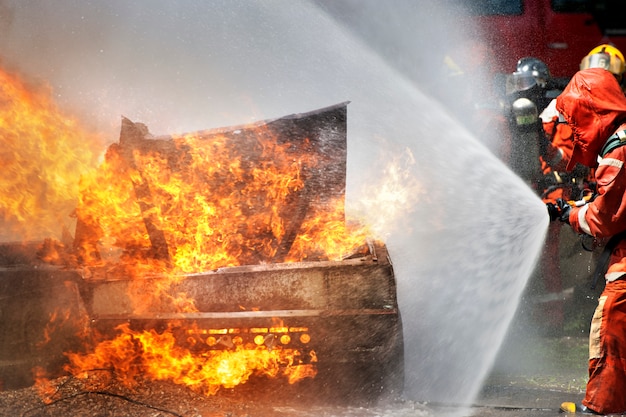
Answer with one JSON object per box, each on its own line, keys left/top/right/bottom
{"left": 546, "top": 192, "right": 615, "bottom": 290}
{"left": 561, "top": 194, "right": 613, "bottom": 290}
{"left": 590, "top": 230, "right": 626, "bottom": 290}
{"left": 561, "top": 195, "right": 603, "bottom": 287}
{"left": 563, "top": 194, "right": 626, "bottom": 290}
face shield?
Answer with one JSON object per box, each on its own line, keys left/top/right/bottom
{"left": 505, "top": 71, "right": 539, "bottom": 96}
{"left": 580, "top": 52, "right": 625, "bottom": 80}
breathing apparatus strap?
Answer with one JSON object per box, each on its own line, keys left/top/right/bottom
{"left": 600, "top": 129, "right": 626, "bottom": 157}
{"left": 592, "top": 231, "right": 626, "bottom": 290}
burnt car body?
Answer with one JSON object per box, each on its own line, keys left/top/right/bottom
{"left": 0, "top": 102, "right": 403, "bottom": 403}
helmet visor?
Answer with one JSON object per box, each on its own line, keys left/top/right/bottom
{"left": 580, "top": 53, "right": 625, "bottom": 77}
{"left": 505, "top": 72, "right": 537, "bottom": 95}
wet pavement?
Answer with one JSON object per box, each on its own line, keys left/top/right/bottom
{"left": 470, "top": 377, "right": 582, "bottom": 417}
{"left": 404, "top": 370, "right": 584, "bottom": 417}
{"left": 456, "top": 229, "right": 600, "bottom": 417}
{"left": 457, "top": 330, "right": 589, "bottom": 416}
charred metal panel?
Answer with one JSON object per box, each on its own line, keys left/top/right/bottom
{"left": 86, "top": 242, "right": 396, "bottom": 316}
{"left": 85, "top": 241, "right": 403, "bottom": 402}
{"left": 0, "top": 243, "right": 88, "bottom": 389}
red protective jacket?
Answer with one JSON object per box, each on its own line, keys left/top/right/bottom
{"left": 556, "top": 68, "right": 626, "bottom": 280}
{"left": 540, "top": 99, "right": 575, "bottom": 174}
{"left": 557, "top": 67, "right": 626, "bottom": 414}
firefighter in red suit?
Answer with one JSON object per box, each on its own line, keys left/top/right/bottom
{"left": 540, "top": 44, "right": 626, "bottom": 179}
{"left": 547, "top": 67, "right": 626, "bottom": 415}
{"left": 535, "top": 45, "right": 626, "bottom": 334}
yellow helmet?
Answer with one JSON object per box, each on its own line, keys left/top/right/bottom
{"left": 580, "top": 44, "right": 626, "bottom": 80}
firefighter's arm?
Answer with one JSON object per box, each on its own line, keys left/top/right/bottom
{"left": 539, "top": 99, "right": 573, "bottom": 172}
{"left": 569, "top": 153, "right": 626, "bottom": 238}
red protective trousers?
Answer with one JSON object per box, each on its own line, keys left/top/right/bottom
{"left": 583, "top": 278, "right": 626, "bottom": 414}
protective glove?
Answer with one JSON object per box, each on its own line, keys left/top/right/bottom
{"left": 546, "top": 202, "right": 559, "bottom": 221}
{"left": 546, "top": 198, "right": 571, "bottom": 223}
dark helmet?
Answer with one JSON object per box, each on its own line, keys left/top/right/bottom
{"left": 506, "top": 57, "right": 551, "bottom": 95}
{"left": 515, "top": 57, "right": 551, "bottom": 88}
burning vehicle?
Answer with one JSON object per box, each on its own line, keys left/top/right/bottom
{"left": 0, "top": 102, "right": 403, "bottom": 403}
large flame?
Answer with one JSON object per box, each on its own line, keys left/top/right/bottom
{"left": 0, "top": 67, "right": 103, "bottom": 242}
{"left": 0, "top": 70, "right": 375, "bottom": 395}
{"left": 64, "top": 322, "right": 317, "bottom": 396}
{"left": 74, "top": 119, "right": 367, "bottom": 276}
{"left": 61, "top": 116, "right": 367, "bottom": 393}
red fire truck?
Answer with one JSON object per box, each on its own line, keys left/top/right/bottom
{"left": 456, "top": 0, "right": 626, "bottom": 79}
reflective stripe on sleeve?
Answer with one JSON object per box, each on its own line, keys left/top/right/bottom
{"left": 606, "top": 272, "right": 626, "bottom": 282}
{"left": 598, "top": 157, "right": 624, "bottom": 168}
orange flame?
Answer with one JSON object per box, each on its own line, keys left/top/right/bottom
{"left": 0, "top": 67, "right": 103, "bottom": 242}
{"left": 74, "top": 122, "right": 367, "bottom": 276}
{"left": 58, "top": 112, "right": 366, "bottom": 394}
{"left": 65, "top": 323, "right": 317, "bottom": 395}
{"left": 0, "top": 70, "right": 369, "bottom": 396}
{"left": 33, "top": 367, "right": 58, "bottom": 404}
